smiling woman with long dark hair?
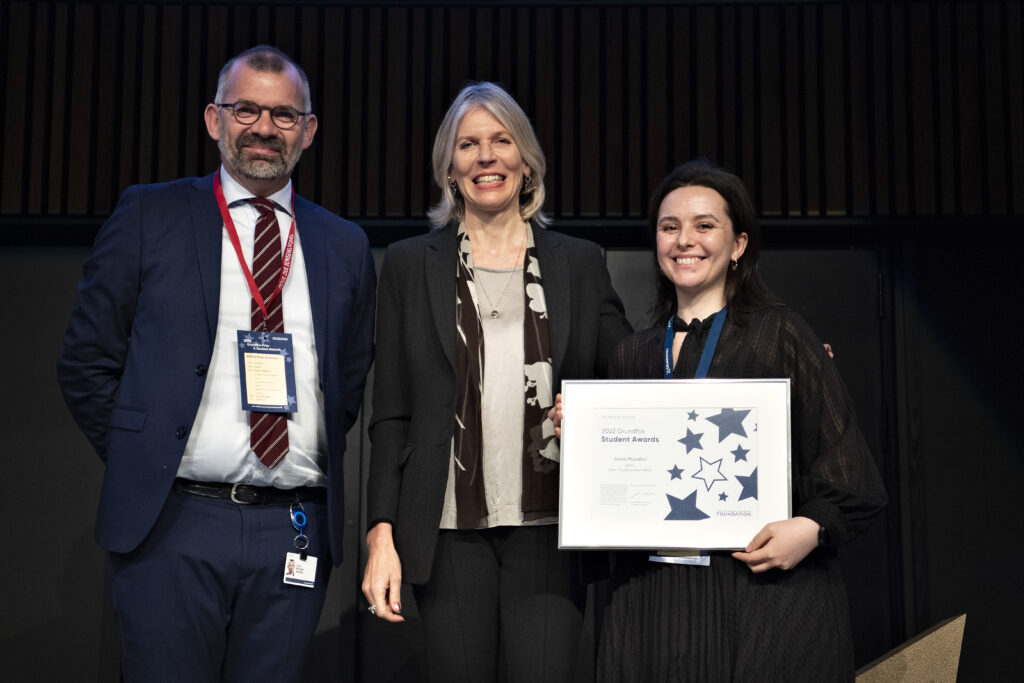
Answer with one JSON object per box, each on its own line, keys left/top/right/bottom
{"left": 594, "top": 159, "right": 887, "bottom": 682}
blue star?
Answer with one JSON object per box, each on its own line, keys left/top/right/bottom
{"left": 706, "top": 408, "right": 751, "bottom": 442}
{"left": 731, "top": 445, "right": 750, "bottom": 462}
{"left": 665, "top": 490, "right": 710, "bottom": 521}
{"left": 718, "top": 491, "right": 728, "bottom": 501}
{"left": 687, "top": 409, "right": 699, "bottom": 422}
{"left": 667, "top": 464, "right": 683, "bottom": 480}
{"left": 736, "top": 467, "right": 758, "bottom": 501}
{"left": 691, "top": 457, "right": 728, "bottom": 491}
{"left": 678, "top": 428, "right": 704, "bottom": 453}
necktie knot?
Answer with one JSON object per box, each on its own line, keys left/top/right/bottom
{"left": 248, "top": 196, "right": 278, "bottom": 217}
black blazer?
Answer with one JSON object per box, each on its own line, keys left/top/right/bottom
{"left": 366, "top": 222, "right": 632, "bottom": 584}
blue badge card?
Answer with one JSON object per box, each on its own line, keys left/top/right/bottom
{"left": 236, "top": 330, "right": 297, "bottom": 413}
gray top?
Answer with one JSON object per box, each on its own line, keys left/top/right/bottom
{"left": 440, "top": 265, "right": 555, "bottom": 529}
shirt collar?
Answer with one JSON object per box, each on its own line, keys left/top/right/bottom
{"left": 218, "top": 165, "right": 293, "bottom": 216}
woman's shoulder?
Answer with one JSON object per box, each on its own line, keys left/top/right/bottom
{"left": 738, "top": 304, "right": 832, "bottom": 365}
{"left": 607, "top": 325, "right": 664, "bottom": 378}
{"left": 534, "top": 226, "right": 604, "bottom": 257}
{"left": 383, "top": 225, "right": 455, "bottom": 258}
{"left": 619, "top": 324, "right": 665, "bottom": 347}
{"left": 736, "top": 303, "right": 806, "bottom": 332}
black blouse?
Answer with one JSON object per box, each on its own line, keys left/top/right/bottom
{"left": 608, "top": 306, "right": 887, "bottom": 545}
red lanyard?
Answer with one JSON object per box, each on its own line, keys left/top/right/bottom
{"left": 213, "top": 172, "right": 297, "bottom": 320}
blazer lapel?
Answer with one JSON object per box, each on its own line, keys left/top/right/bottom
{"left": 188, "top": 174, "right": 224, "bottom": 344}
{"left": 425, "top": 225, "right": 458, "bottom": 370}
{"left": 294, "top": 197, "right": 328, "bottom": 381}
{"left": 534, "top": 226, "right": 570, "bottom": 380}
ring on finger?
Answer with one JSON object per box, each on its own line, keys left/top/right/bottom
{"left": 368, "top": 604, "right": 377, "bottom": 615}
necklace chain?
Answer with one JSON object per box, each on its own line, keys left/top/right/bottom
{"left": 474, "top": 225, "right": 528, "bottom": 319}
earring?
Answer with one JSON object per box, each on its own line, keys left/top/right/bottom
{"left": 447, "top": 176, "right": 459, "bottom": 195}
{"left": 730, "top": 259, "right": 739, "bottom": 272}
{"left": 521, "top": 175, "right": 533, "bottom": 194}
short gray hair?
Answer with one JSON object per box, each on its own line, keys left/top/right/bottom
{"left": 214, "top": 45, "right": 312, "bottom": 112}
{"left": 428, "top": 82, "right": 548, "bottom": 229}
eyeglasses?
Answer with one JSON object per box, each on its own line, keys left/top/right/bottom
{"left": 215, "top": 100, "right": 310, "bottom": 130}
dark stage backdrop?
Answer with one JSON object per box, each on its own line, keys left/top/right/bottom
{"left": 1, "top": 1, "right": 1022, "bottom": 681}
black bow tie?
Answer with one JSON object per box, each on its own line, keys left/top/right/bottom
{"left": 672, "top": 316, "right": 703, "bottom": 333}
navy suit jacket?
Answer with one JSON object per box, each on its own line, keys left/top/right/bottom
{"left": 366, "top": 223, "right": 631, "bottom": 584}
{"left": 57, "top": 173, "right": 375, "bottom": 565}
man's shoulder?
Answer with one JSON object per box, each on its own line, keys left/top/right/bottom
{"left": 122, "top": 175, "right": 212, "bottom": 197}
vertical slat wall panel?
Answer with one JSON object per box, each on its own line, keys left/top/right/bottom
{"left": 1, "top": 1, "right": 1022, "bottom": 233}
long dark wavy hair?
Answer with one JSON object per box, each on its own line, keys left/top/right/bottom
{"left": 649, "top": 159, "right": 781, "bottom": 326}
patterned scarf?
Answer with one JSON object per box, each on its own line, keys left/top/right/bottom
{"left": 454, "top": 223, "right": 559, "bottom": 529}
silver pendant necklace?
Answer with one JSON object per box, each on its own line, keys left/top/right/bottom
{"left": 475, "top": 225, "right": 527, "bottom": 319}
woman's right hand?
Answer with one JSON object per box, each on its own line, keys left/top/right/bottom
{"left": 361, "top": 522, "right": 405, "bottom": 622}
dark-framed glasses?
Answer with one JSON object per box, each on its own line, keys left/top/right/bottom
{"left": 215, "top": 100, "right": 309, "bottom": 130}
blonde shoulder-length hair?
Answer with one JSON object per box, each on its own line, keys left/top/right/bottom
{"left": 427, "top": 82, "right": 549, "bottom": 229}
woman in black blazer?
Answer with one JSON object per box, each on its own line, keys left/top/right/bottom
{"left": 361, "top": 82, "right": 631, "bottom": 682}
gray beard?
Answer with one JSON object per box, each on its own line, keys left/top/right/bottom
{"left": 219, "top": 128, "right": 300, "bottom": 181}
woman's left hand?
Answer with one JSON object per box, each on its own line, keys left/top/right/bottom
{"left": 731, "top": 516, "right": 820, "bottom": 573}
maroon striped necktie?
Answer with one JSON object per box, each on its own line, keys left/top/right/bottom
{"left": 248, "top": 197, "right": 289, "bottom": 468}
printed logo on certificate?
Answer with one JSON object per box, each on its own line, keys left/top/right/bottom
{"left": 558, "top": 379, "right": 792, "bottom": 551}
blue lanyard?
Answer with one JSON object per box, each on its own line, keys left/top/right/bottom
{"left": 663, "top": 307, "right": 727, "bottom": 379}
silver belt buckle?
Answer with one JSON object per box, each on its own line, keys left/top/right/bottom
{"left": 230, "top": 483, "right": 253, "bottom": 504}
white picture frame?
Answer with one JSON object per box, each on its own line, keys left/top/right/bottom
{"left": 558, "top": 379, "right": 792, "bottom": 551}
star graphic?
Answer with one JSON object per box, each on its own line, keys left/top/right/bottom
{"left": 731, "top": 445, "right": 750, "bottom": 462}
{"left": 665, "top": 490, "right": 710, "bottom": 521}
{"left": 691, "top": 457, "right": 728, "bottom": 491}
{"left": 667, "top": 464, "right": 683, "bottom": 480}
{"left": 718, "top": 491, "right": 728, "bottom": 501}
{"left": 706, "top": 408, "right": 751, "bottom": 442}
{"left": 736, "top": 467, "right": 758, "bottom": 501}
{"left": 687, "top": 409, "right": 699, "bottom": 422}
{"left": 678, "top": 428, "right": 704, "bottom": 453}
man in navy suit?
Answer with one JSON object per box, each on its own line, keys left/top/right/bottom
{"left": 57, "top": 46, "right": 374, "bottom": 682}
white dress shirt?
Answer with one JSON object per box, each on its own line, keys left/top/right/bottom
{"left": 177, "top": 167, "right": 327, "bottom": 488}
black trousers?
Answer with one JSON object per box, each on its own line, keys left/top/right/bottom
{"left": 414, "top": 525, "right": 586, "bottom": 683}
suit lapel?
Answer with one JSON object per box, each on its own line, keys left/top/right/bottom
{"left": 534, "top": 227, "right": 570, "bottom": 380}
{"left": 189, "top": 174, "right": 224, "bottom": 344}
{"left": 425, "top": 225, "right": 458, "bottom": 370}
{"left": 294, "top": 197, "right": 328, "bottom": 381}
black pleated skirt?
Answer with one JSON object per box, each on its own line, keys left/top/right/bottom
{"left": 596, "top": 551, "right": 855, "bottom": 683}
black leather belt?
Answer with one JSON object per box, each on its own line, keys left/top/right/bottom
{"left": 174, "top": 478, "right": 325, "bottom": 505}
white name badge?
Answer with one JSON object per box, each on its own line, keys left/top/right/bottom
{"left": 237, "top": 330, "right": 297, "bottom": 413}
{"left": 282, "top": 552, "right": 317, "bottom": 588}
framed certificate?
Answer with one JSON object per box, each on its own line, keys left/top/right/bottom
{"left": 558, "top": 379, "right": 791, "bottom": 551}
